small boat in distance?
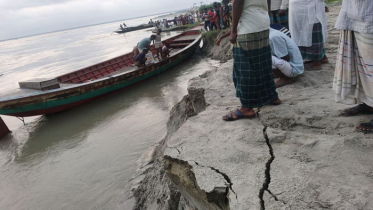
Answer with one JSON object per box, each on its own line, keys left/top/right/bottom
{"left": 0, "top": 30, "right": 202, "bottom": 117}
{"left": 114, "top": 23, "right": 154, "bottom": 34}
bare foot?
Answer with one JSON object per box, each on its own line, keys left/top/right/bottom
{"left": 305, "top": 61, "right": 322, "bottom": 70}
{"left": 271, "top": 98, "right": 282, "bottom": 105}
{"left": 321, "top": 55, "right": 329, "bottom": 64}
{"left": 273, "top": 69, "right": 280, "bottom": 78}
{"left": 276, "top": 78, "right": 295, "bottom": 88}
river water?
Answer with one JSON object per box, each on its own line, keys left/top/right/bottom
{"left": 0, "top": 16, "right": 217, "bottom": 210}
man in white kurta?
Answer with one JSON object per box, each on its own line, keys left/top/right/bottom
{"left": 289, "top": 0, "right": 328, "bottom": 70}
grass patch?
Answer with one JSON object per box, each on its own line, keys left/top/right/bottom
{"left": 202, "top": 28, "right": 230, "bottom": 43}
{"left": 325, "top": 0, "right": 342, "bottom": 4}
{"left": 163, "top": 22, "right": 203, "bottom": 32}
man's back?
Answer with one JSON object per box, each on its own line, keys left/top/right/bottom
{"left": 269, "top": 29, "right": 304, "bottom": 75}
{"left": 138, "top": 38, "right": 151, "bottom": 50}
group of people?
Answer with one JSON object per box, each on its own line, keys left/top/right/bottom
{"left": 217, "top": 0, "right": 373, "bottom": 133}
{"left": 173, "top": 13, "right": 196, "bottom": 26}
{"left": 150, "top": 19, "right": 171, "bottom": 29}
{"left": 202, "top": 0, "right": 232, "bottom": 31}
{"left": 132, "top": 29, "right": 171, "bottom": 67}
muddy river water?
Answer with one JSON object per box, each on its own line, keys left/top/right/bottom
{"left": 0, "top": 16, "right": 218, "bottom": 210}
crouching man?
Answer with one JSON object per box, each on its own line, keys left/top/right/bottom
{"left": 135, "top": 49, "right": 148, "bottom": 67}
{"left": 217, "top": 28, "right": 304, "bottom": 87}
{"left": 269, "top": 28, "right": 304, "bottom": 87}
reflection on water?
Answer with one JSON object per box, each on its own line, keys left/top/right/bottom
{"left": 0, "top": 13, "right": 218, "bottom": 209}
{"left": 0, "top": 53, "right": 217, "bottom": 210}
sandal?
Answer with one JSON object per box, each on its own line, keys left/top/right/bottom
{"left": 356, "top": 120, "right": 373, "bottom": 133}
{"left": 341, "top": 104, "right": 373, "bottom": 116}
{"left": 223, "top": 109, "right": 256, "bottom": 121}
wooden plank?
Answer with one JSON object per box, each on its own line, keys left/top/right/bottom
{"left": 0, "top": 117, "right": 10, "bottom": 138}
{"left": 174, "top": 35, "right": 199, "bottom": 42}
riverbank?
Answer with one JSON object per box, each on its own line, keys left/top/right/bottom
{"left": 133, "top": 4, "right": 373, "bottom": 210}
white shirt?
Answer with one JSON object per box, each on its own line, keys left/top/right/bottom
{"left": 289, "top": 0, "right": 327, "bottom": 47}
{"left": 270, "top": 29, "right": 304, "bottom": 76}
{"left": 237, "top": 0, "right": 270, "bottom": 35}
{"left": 335, "top": 0, "right": 373, "bottom": 34}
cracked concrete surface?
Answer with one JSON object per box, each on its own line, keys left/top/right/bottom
{"left": 161, "top": 5, "right": 373, "bottom": 209}
{"left": 135, "top": 4, "right": 373, "bottom": 210}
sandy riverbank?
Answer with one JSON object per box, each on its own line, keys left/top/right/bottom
{"left": 133, "top": 4, "right": 373, "bottom": 210}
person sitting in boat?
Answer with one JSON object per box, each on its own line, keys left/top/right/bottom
{"left": 161, "top": 42, "right": 171, "bottom": 59}
{"left": 135, "top": 49, "right": 149, "bottom": 67}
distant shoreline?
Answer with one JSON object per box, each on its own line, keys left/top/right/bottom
{"left": 0, "top": 9, "right": 189, "bottom": 43}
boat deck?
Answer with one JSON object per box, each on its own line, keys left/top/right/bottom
{"left": 174, "top": 35, "right": 200, "bottom": 42}
{"left": 0, "top": 31, "right": 197, "bottom": 103}
{"left": 0, "top": 48, "right": 184, "bottom": 101}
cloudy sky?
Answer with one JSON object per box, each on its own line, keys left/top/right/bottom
{"left": 0, "top": 0, "right": 207, "bottom": 41}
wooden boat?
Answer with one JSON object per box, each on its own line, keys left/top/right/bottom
{"left": 114, "top": 24, "right": 154, "bottom": 34}
{"left": 0, "top": 30, "right": 202, "bottom": 117}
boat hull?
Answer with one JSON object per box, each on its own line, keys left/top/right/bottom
{"left": 0, "top": 38, "right": 200, "bottom": 117}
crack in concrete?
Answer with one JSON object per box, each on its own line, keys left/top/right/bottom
{"left": 256, "top": 108, "right": 281, "bottom": 210}
{"left": 267, "top": 189, "right": 287, "bottom": 205}
{"left": 167, "top": 146, "right": 181, "bottom": 155}
{"left": 194, "top": 161, "right": 238, "bottom": 200}
{"left": 258, "top": 125, "right": 275, "bottom": 210}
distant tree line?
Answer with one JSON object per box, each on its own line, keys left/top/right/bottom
{"left": 199, "top": 4, "right": 214, "bottom": 13}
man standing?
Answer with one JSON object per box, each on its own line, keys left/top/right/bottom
{"left": 289, "top": 0, "right": 328, "bottom": 70}
{"left": 213, "top": 2, "right": 221, "bottom": 30}
{"left": 270, "top": 0, "right": 289, "bottom": 29}
{"left": 203, "top": 9, "right": 210, "bottom": 31}
{"left": 223, "top": 0, "right": 280, "bottom": 121}
{"left": 209, "top": 8, "right": 217, "bottom": 31}
{"left": 222, "top": 0, "right": 230, "bottom": 28}
{"left": 333, "top": 0, "right": 373, "bottom": 133}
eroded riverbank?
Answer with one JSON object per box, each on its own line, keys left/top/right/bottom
{"left": 134, "top": 4, "right": 373, "bottom": 210}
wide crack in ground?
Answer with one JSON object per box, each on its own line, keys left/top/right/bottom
{"left": 194, "top": 161, "right": 238, "bottom": 200}
{"left": 257, "top": 109, "right": 286, "bottom": 210}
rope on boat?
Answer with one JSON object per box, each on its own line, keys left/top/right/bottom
{"left": 16, "top": 117, "right": 25, "bottom": 126}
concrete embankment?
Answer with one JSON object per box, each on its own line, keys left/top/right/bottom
{"left": 134, "top": 4, "right": 373, "bottom": 210}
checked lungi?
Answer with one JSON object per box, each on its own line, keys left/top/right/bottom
{"left": 270, "top": 10, "right": 289, "bottom": 29}
{"left": 232, "top": 30, "right": 278, "bottom": 108}
{"left": 299, "top": 22, "right": 326, "bottom": 61}
{"left": 333, "top": 30, "right": 373, "bottom": 107}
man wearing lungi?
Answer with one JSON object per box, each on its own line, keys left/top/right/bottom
{"left": 333, "top": 0, "right": 373, "bottom": 133}
{"left": 289, "top": 0, "right": 328, "bottom": 70}
{"left": 223, "top": 0, "right": 281, "bottom": 121}
{"left": 270, "top": 0, "right": 289, "bottom": 29}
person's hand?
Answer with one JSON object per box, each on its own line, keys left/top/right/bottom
{"left": 216, "top": 38, "right": 221, "bottom": 46}
{"left": 229, "top": 30, "right": 237, "bottom": 44}
{"left": 325, "top": 6, "right": 330, "bottom": 13}
{"left": 278, "top": 9, "right": 287, "bottom": 15}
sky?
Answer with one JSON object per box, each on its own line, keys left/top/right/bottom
{"left": 0, "top": 0, "right": 207, "bottom": 41}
